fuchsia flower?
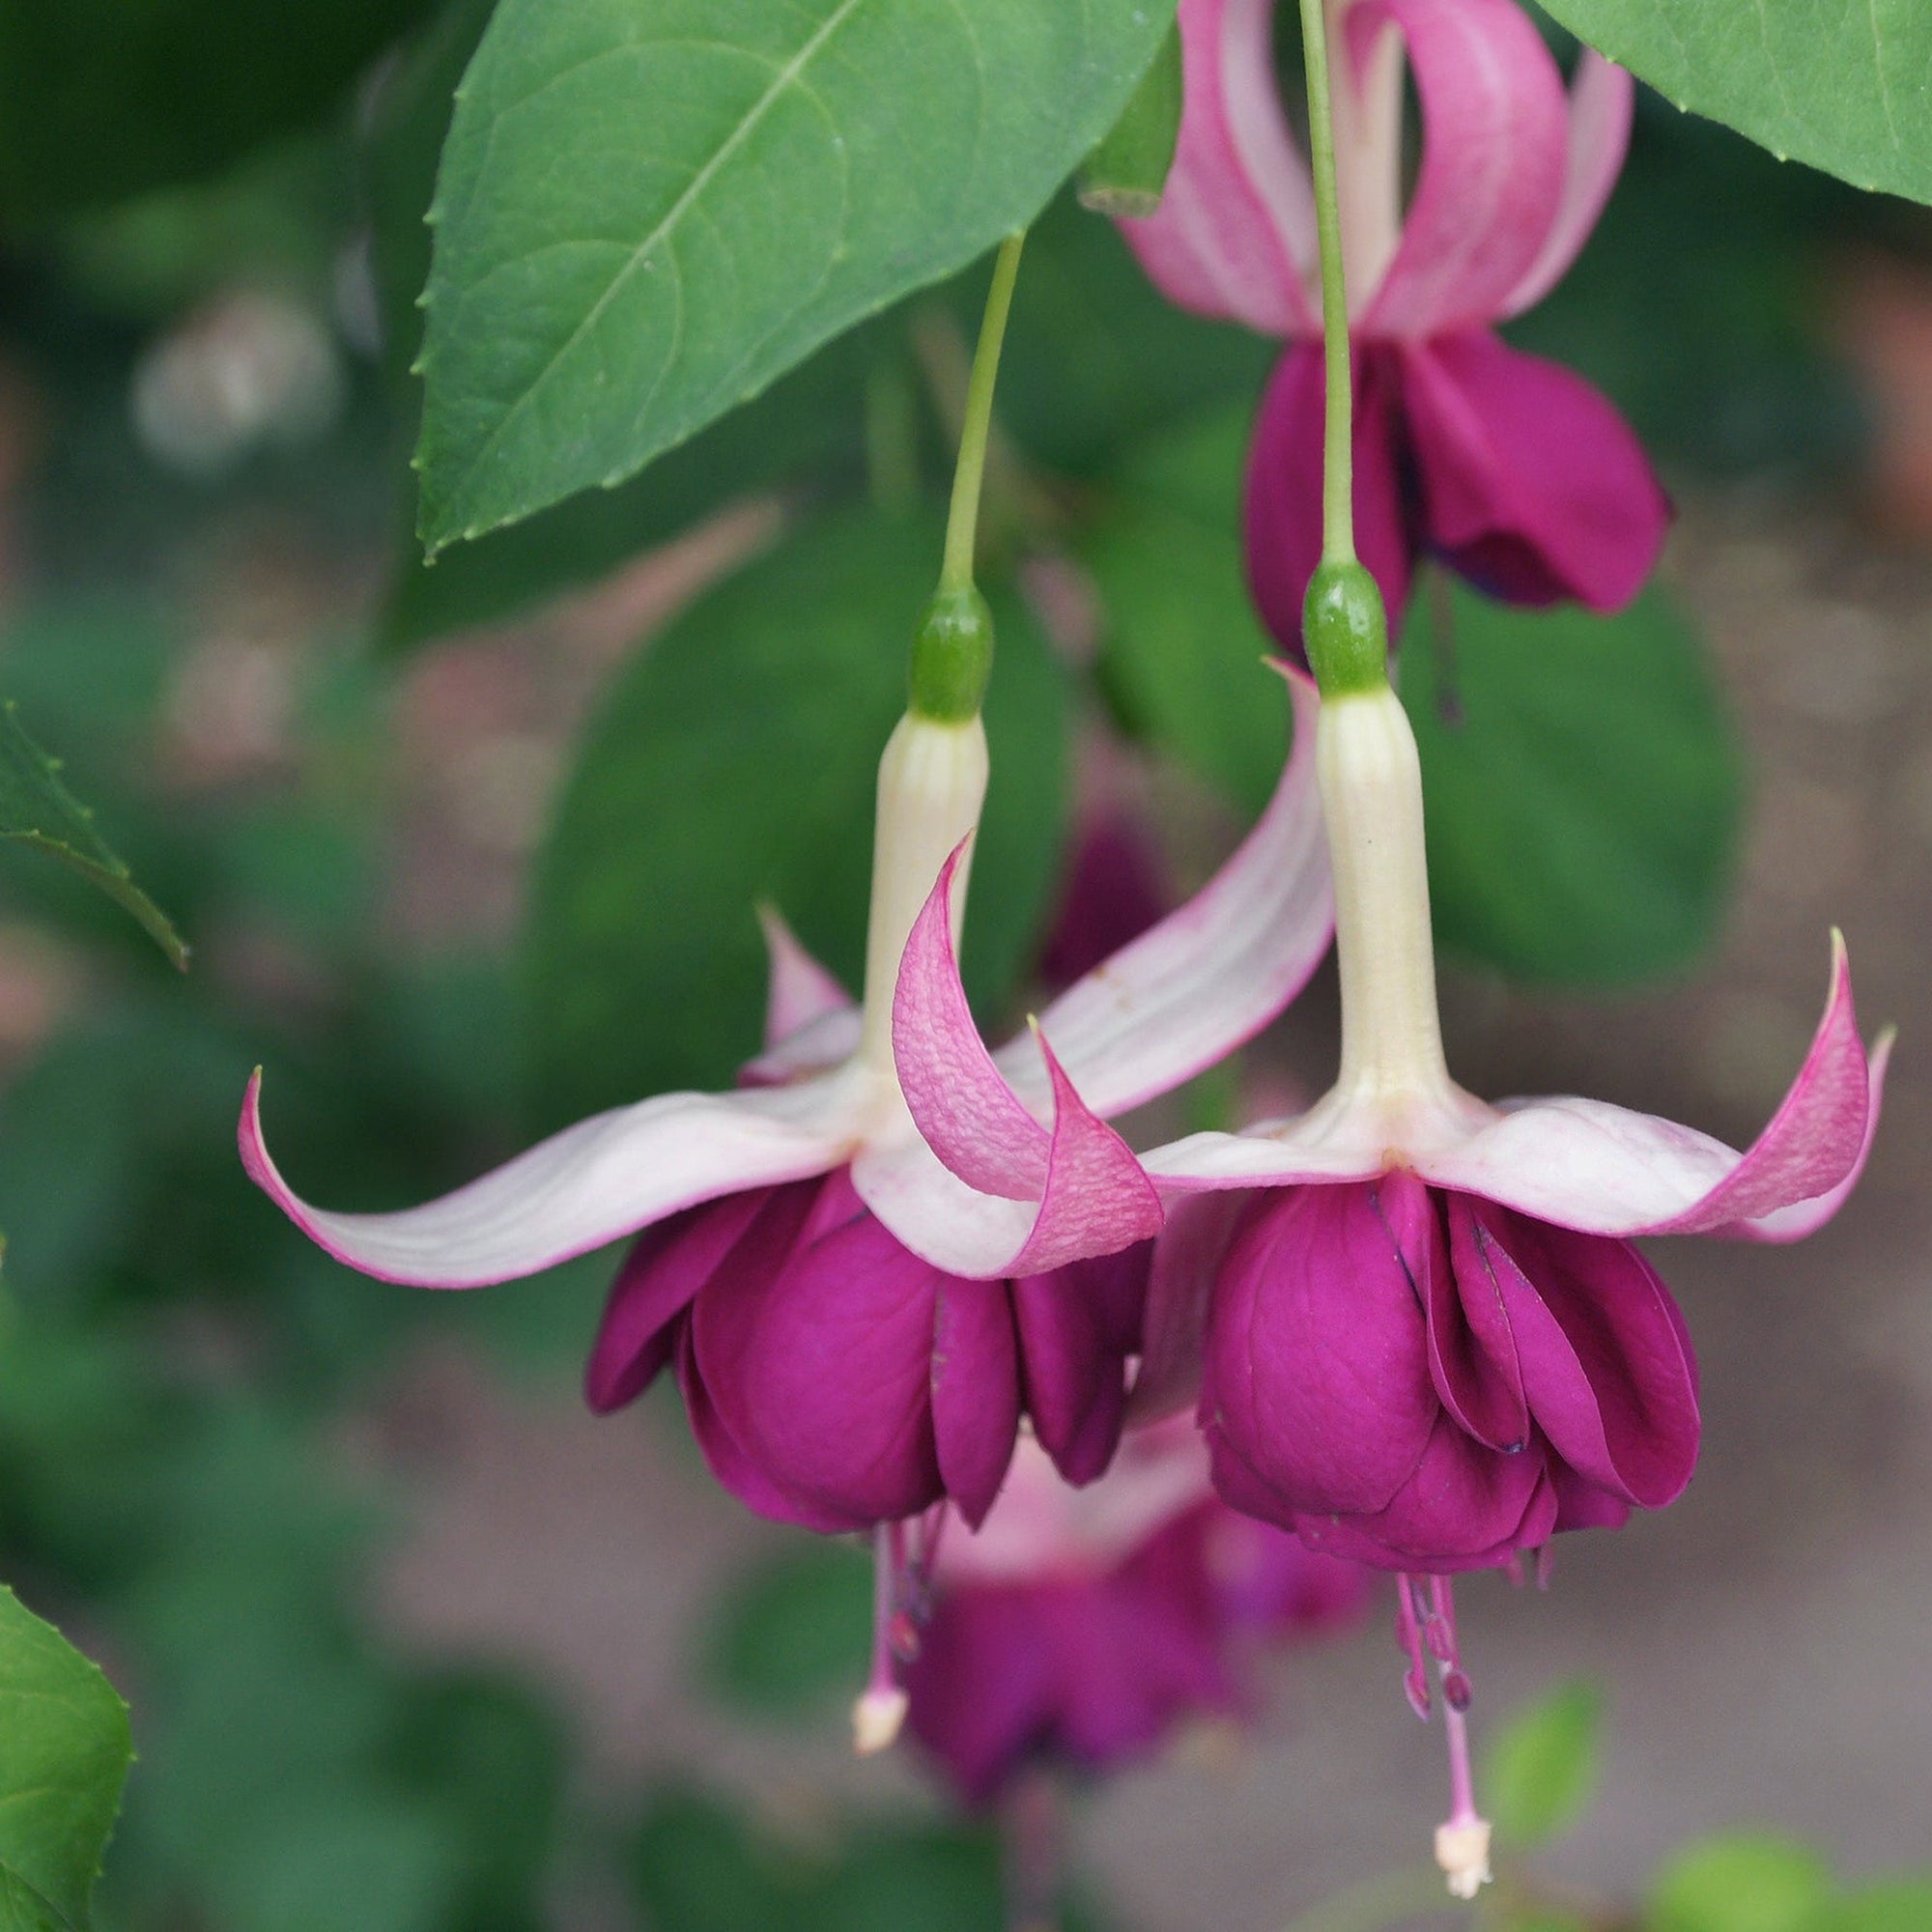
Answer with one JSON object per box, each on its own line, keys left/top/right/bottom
{"left": 241, "top": 679, "right": 1332, "bottom": 1548}
{"left": 1119, "top": 0, "right": 1669, "bottom": 658}
{"left": 897, "top": 667, "right": 1887, "bottom": 1891}
{"left": 904, "top": 1421, "right": 1369, "bottom": 1805}
{"left": 899, "top": 679, "right": 1889, "bottom": 1574}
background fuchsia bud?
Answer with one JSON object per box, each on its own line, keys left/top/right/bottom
{"left": 1120, "top": 0, "right": 1670, "bottom": 664}
{"left": 1198, "top": 1172, "right": 1700, "bottom": 1571}
{"left": 903, "top": 1428, "right": 1371, "bottom": 1804}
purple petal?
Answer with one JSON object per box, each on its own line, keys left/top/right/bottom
{"left": 584, "top": 1188, "right": 768, "bottom": 1412}
{"left": 691, "top": 1173, "right": 944, "bottom": 1527}
{"left": 1202, "top": 1181, "right": 1437, "bottom": 1517}
{"left": 993, "top": 662, "right": 1333, "bottom": 1119}
{"left": 905, "top": 1589, "right": 1060, "bottom": 1804}
{"left": 1398, "top": 330, "right": 1668, "bottom": 611}
{"left": 1434, "top": 1186, "right": 1530, "bottom": 1451}
{"left": 1244, "top": 340, "right": 1413, "bottom": 665}
{"left": 1420, "top": 937, "right": 1879, "bottom": 1236}
{"left": 931, "top": 1278, "right": 1023, "bottom": 1530}
{"left": 1467, "top": 1199, "right": 1698, "bottom": 1508}
{"left": 1354, "top": 0, "right": 1569, "bottom": 338}
{"left": 1117, "top": 0, "right": 1318, "bottom": 334}
{"left": 1013, "top": 1244, "right": 1151, "bottom": 1485}
{"left": 240, "top": 1065, "right": 861, "bottom": 1288}
{"left": 1131, "top": 1195, "right": 1245, "bottom": 1424}
{"left": 1501, "top": 54, "right": 1634, "bottom": 318}
{"left": 1293, "top": 1418, "right": 1558, "bottom": 1572}
{"left": 1550, "top": 1461, "right": 1634, "bottom": 1535}
{"left": 675, "top": 1323, "right": 863, "bottom": 1536}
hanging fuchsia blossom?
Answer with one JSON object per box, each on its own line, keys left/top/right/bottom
{"left": 898, "top": 677, "right": 1888, "bottom": 1575}
{"left": 904, "top": 1421, "right": 1369, "bottom": 1805}
{"left": 896, "top": 657, "right": 1886, "bottom": 1893}
{"left": 1119, "top": 0, "right": 1669, "bottom": 659}
{"left": 241, "top": 674, "right": 1331, "bottom": 1542}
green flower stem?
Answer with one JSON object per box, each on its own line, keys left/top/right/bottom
{"left": 1298, "top": 0, "right": 1355, "bottom": 569}
{"left": 910, "top": 229, "right": 1025, "bottom": 722}
{"left": 941, "top": 229, "right": 1026, "bottom": 595}
{"left": 1297, "top": 0, "right": 1390, "bottom": 696}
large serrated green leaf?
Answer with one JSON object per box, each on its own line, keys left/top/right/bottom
{"left": 0, "top": 1587, "right": 133, "bottom": 1932}
{"left": 414, "top": 0, "right": 1179, "bottom": 553}
{"left": 1401, "top": 578, "right": 1741, "bottom": 986}
{"left": 524, "top": 507, "right": 1067, "bottom": 1130}
{"left": 0, "top": 707, "right": 186, "bottom": 970}
{"left": 1538, "top": 1, "right": 1932, "bottom": 204}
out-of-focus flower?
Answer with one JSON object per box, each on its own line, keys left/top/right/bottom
{"left": 1119, "top": 0, "right": 1668, "bottom": 659}
{"left": 904, "top": 1422, "right": 1369, "bottom": 1805}
{"left": 131, "top": 290, "right": 343, "bottom": 476}
{"left": 1037, "top": 802, "right": 1171, "bottom": 992}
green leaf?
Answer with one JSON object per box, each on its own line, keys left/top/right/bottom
{"left": 1804, "top": 1881, "right": 1932, "bottom": 1932}
{"left": 1401, "top": 578, "right": 1742, "bottom": 985}
{"left": 629, "top": 1786, "right": 814, "bottom": 1932}
{"left": 1483, "top": 1680, "right": 1602, "bottom": 1850}
{"left": 1648, "top": 1835, "right": 1833, "bottom": 1932}
{"left": 361, "top": 0, "right": 889, "bottom": 648}
{"left": 1079, "top": 20, "right": 1182, "bottom": 218}
{"left": 525, "top": 506, "right": 1068, "bottom": 1129}
{"left": 0, "top": 0, "right": 435, "bottom": 223}
{"left": 0, "top": 705, "right": 187, "bottom": 970}
{"left": 0, "top": 1586, "right": 134, "bottom": 1931}
{"left": 704, "top": 1543, "right": 871, "bottom": 1720}
{"left": 801, "top": 1824, "right": 1008, "bottom": 1932}
{"left": 1536, "top": 1, "right": 1932, "bottom": 205}
{"left": 414, "top": 0, "right": 1180, "bottom": 552}
{"left": 1084, "top": 406, "right": 1290, "bottom": 821}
